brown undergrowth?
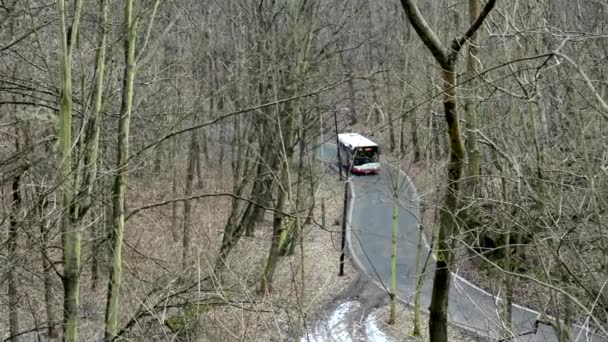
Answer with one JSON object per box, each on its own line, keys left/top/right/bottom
{"left": 113, "top": 165, "right": 356, "bottom": 341}
{"left": 401, "top": 152, "right": 562, "bottom": 325}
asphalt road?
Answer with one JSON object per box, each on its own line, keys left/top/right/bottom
{"left": 319, "top": 144, "right": 603, "bottom": 342}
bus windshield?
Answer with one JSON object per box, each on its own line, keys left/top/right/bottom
{"left": 354, "top": 146, "right": 379, "bottom": 166}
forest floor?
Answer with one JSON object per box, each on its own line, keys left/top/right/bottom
{"left": 149, "top": 167, "right": 359, "bottom": 341}
{"left": 30, "top": 163, "right": 356, "bottom": 342}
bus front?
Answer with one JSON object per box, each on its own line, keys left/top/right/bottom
{"left": 352, "top": 146, "right": 380, "bottom": 175}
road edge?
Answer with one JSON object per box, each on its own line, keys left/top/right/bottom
{"left": 344, "top": 170, "right": 492, "bottom": 340}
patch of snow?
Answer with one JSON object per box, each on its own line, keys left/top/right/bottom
{"left": 364, "top": 310, "right": 390, "bottom": 342}
{"left": 303, "top": 301, "right": 397, "bottom": 342}
{"left": 303, "top": 301, "right": 361, "bottom": 342}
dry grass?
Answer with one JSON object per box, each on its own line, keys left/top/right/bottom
{"left": 74, "top": 163, "right": 234, "bottom": 340}
{"left": 0, "top": 154, "right": 358, "bottom": 342}
{"left": 191, "top": 170, "right": 354, "bottom": 341}
{"left": 93, "top": 164, "right": 354, "bottom": 341}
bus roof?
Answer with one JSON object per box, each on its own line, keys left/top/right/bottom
{"left": 338, "top": 133, "right": 378, "bottom": 149}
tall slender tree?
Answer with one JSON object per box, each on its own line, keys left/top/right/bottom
{"left": 85, "top": 0, "right": 109, "bottom": 292}
{"left": 7, "top": 16, "right": 22, "bottom": 342}
{"left": 105, "top": 0, "right": 162, "bottom": 338}
{"left": 8, "top": 162, "right": 21, "bottom": 342}
{"left": 388, "top": 168, "right": 400, "bottom": 325}
{"left": 464, "top": 0, "right": 481, "bottom": 190}
{"left": 397, "top": 1, "right": 497, "bottom": 340}
{"left": 105, "top": 0, "right": 138, "bottom": 334}
{"left": 56, "top": 0, "right": 83, "bottom": 339}
{"left": 182, "top": 131, "right": 197, "bottom": 269}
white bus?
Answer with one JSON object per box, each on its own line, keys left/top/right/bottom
{"left": 337, "top": 133, "right": 380, "bottom": 175}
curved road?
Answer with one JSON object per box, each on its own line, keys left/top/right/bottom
{"left": 320, "top": 144, "right": 602, "bottom": 342}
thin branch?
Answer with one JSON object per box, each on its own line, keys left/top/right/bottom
{"left": 306, "top": 52, "right": 555, "bottom": 152}
{"left": 2, "top": 323, "right": 60, "bottom": 342}
{"left": 0, "top": 101, "right": 58, "bottom": 112}
{"left": 398, "top": 0, "right": 448, "bottom": 65}
{"left": 0, "top": 19, "right": 55, "bottom": 52}
{"left": 135, "top": 0, "right": 162, "bottom": 62}
{"left": 453, "top": 0, "right": 498, "bottom": 53}
{"left": 457, "top": 236, "right": 608, "bottom": 338}
{"left": 130, "top": 79, "right": 348, "bottom": 162}
{"left": 125, "top": 192, "right": 300, "bottom": 222}
{"left": 554, "top": 51, "right": 608, "bottom": 121}
{"left": 113, "top": 283, "right": 209, "bottom": 340}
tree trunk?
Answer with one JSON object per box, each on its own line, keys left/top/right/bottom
{"left": 105, "top": 0, "right": 140, "bottom": 337}
{"left": 215, "top": 192, "right": 247, "bottom": 272}
{"left": 243, "top": 145, "right": 278, "bottom": 237}
{"left": 397, "top": 1, "right": 496, "bottom": 340}
{"left": 385, "top": 70, "right": 397, "bottom": 153}
{"left": 399, "top": 36, "right": 411, "bottom": 157}
{"left": 241, "top": 164, "right": 266, "bottom": 237}
{"left": 558, "top": 272, "right": 573, "bottom": 342}
{"left": 182, "top": 132, "right": 197, "bottom": 270}
{"left": 280, "top": 118, "right": 308, "bottom": 256}
{"left": 8, "top": 173, "right": 21, "bottom": 342}
{"left": 411, "top": 112, "right": 421, "bottom": 162}
{"left": 399, "top": 51, "right": 420, "bottom": 161}
{"left": 428, "top": 66, "right": 466, "bottom": 342}
{"left": 500, "top": 233, "right": 514, "bottom": 339}
{"left": 170, "top": 113, "right": 180, "bottom": 242}
{"left": 365, "top": 3, "right": 381, "bottom": 126}
{"left": 257, "top": 71, "right": 297, "bottom": 285}
{"left": 431, "top": 101, "right": 442, "bottom": 161}
{"left": 91, "top": 210, "right": 101, "bottom": 291}
{"left": 425, "top": 69, "right": 441, "bottom": 162}
{"left": 257, "top": 96, "right": 297, "bottom": 289}
{"left": 399, "top": 114, "right": 406, "bottom": 156}
{"left": 8, "top": 19, "right": 22, "bottom": 337}
{"left": 218, "top": 124, "right": 225, "bottom": 180}
{"left": 201, "top": 129, "right": 209, "bottom": 162}
{"left": 388, "top": 173, "right": 400, "bottom": 325}
{"left": 340, "top": 54, "right": 358, "bottom": 125}
{"left": 371, "top": 76, "right": 381, "bottom": 126}
{"left": 39, "top": 197, "right": 60, "bottom": 339}
{"left": 154, "top": 145, "right": 162, "bottom": 173}
{"left": 194, "top": 136, "right": 203, "bottom": 189}
{"left": 56, "top": 0, "right": 83, "bottom": 338}
{"left": 463, "top": 0, "right": 482, "bottom": 230}
{"left": 412, "top": 224, "right": 430, "bottom": 337}
{"left": 171, "top": 156, "right": 180, "bottom": 242}
{"left": 258, "top": 164, "right": 288, "bottom": 293}
{"left": 237, "top": 109, "right": 272, "bottom": 239}
{"left": 465, "top": 0, "right": 481, "bottom": 190}
{"left": 215, "top": 116, "right": 254, "bottom": 271}
{"left": 84, "top": 0, "right": 109, "bottom": 293}
{"left": 498, "top": 167, "right": 514, "bottom": 339}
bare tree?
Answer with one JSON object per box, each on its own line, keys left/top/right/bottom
{"left": 56, "top": 0, "right": 83, "bottom": 338}
{"left": 105, "top": 0, "right": 162, "bottom": 338}
{"left": 397, "top": 0, "right": 497, "bottom": 340}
